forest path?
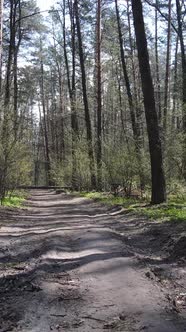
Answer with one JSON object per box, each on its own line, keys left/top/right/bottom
{"left": 0, "top": 190, "right": 185, "bottom": 332}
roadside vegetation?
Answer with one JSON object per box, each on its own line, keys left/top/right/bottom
{"left": 0, "top": 0, "right": 186, "bottom": 207}
{"left": 1, "top": 191, "right": 27, "bottom": 208}
{"left": 80, "top": 191, "right": 186, "bottom": 223}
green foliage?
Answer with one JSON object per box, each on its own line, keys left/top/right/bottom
{"left": 165, "top": 132, "right": 184, "bottom": 180}
{"left": 74, "top": 142, "right": 92, "bottom": 190}
{"left": 0, "top": 111, "right": 32, "bottom": 200}
{"left": 1, "top": 191, "right": 27, "bottom": 207}
{"left": 51, "top": 139, "right": 92, "bottom": 190}
{"left": 51, "top": 162, "right": 69, "bottom": 188}
{"left": 1, "top": 0, "right": 185, "bottom": 201}
{"left": 134, "top": 204, "right": 186, "bottom": 221}
{"left": 80, "top": 191, "right": 142, "bottom": 207}
{"left": 102, "top": 142, "right": 150, "bottom": 191}
{"left": 80, "top": 191, "right": 186, "bottom": 222}
{"left": 52, "top": 139, "right": 151, "bottom": 192}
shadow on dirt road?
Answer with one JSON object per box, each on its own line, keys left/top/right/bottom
{"left": 0, "top": 190, "right": 185, "bottom": 332}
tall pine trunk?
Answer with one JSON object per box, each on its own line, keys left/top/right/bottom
{"left": 96, "top": 0, "right": 102, "bottom": 190}
{"left": 115, "top": 0, "right": 145, "bottom": 190}
{"left": 155, "top": 3, "right": 161, "bottom": 121}
{"left": 74, "top": 0, "right": 96, "bottom": 189}
{"left": 40, "top": 59, "right": 52, "bottom": 186}
{"left": 163, "top": 0, "right": 171, "bottom": 132}
{"left": 176, "top": 0, "right": 186, "bottom": 179}
{"left": 63, "top": 0, "right": 79, "bottom": 188}
{"left": 172, "top": 36, "right": 178, "bottom": 129}
{"left": 131, "top": 0, "right": 166, "bottom": 204}
{"left": 0, "top": 0, "right": 4, "bottom": 94}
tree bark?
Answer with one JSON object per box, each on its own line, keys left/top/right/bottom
{"left": 96, "top": 0, "right": 102, "bottom": 190}
{"left": 115, "top": 0, "right": 136, "bottom": 135}
{"left": 74, "top": 0, "right": 96, "bottom": 189}
{"left": 13, "top": 0, "right": 22, "bottom": 138}
{"left": 172, "top": 36, "right": 179, "bottom": 129}
{"left": 163, "top": 0, "right": 172, "bottom": 132}
{"left": 63, "top": 0, "right": 79, "bottom": 188}
{"left": 40, "top": 59, "right": 52, "bottom": 186}
{"left": 0, "top": 0, "right": 4, "bottom": 94}
{"left": 4, "top": 0, "right": 15, "bottom": 106}
{"left": 176, "top": 0, "right": 186, "bottom": 179}
{"left": 115, "top": 0, "right": 145, "bottom": 190}
{"left": 155, "top": 2, "right": 161, "bottom": 121}
{"left": 131, "top": 0, "right": 166, "bottom": 204}
{"left": 176, "top": 0, "right": 186, "bottom": 119}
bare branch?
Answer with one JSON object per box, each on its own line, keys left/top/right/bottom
{"left": 15, "top": 9, "right": 63, "bottom": 24}
{"left": 144, "top": 0, "right": 178, "bottom": 35}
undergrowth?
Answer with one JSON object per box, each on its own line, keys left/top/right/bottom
{"left": 1, "top": 190, "right": 27, "bottom": 208}
{"left": 80, "top": 192, "right": 186, "bottom": 222}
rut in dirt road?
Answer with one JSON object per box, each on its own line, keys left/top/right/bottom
{"left": 0, "top": 190, "right": 186, "bottom": 332}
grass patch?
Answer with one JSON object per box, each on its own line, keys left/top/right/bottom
{"left": 1, "top": 190, "right": 27, "bottom": 208}
{"left": 132, "top": 204, "right": 186, "bottom": 222}
{"left": 80, "top": 192, "right": 186, "bottom": 222}
{"left": 79, "top": 191, "right": 141, "bottom": 207}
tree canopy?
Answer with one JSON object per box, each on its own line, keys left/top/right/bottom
{"left": 0, "top": 0, "right": 185, "bottom": 203}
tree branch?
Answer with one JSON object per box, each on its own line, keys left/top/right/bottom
{"left": 15, "top": 9, "right": 63, "bottom": 24}
{"left": 144, "top": 0, "right": 178, "bottom": 35}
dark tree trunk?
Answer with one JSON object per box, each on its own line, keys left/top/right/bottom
{"left": 4, "top": 0, "right": 15, "bottom": 106}
{"left": 131, "top": 0, "right": 166, "bottom": 204}
{"left": 96, "top": 0, "right": 102, "bottom": 190}
{"left": 176, "top": 0, "right": 186, "bottom": 126}
{"left": 116, "top": 64, "right": 130, "bottom": 153}
{"left": 115, "top": 0, "right": 136, "bottom": 135}
{"left": 69, "top": 0, "right": 79, "bottom": 189}
{"left": 115, "top": 0, "right": 145, "bottom": 190}
{"left": 163, "top": 0, "right": 171, "bottom": 132}
{"left": 13, "top": 0, "right": 22, "bottom": 139}
{"left": 40, "top": 60, "right": 52, "bottom": 186}
{"left": 0, "top": 0, "right": 4, "bottom": 94}
{"left": 155, "top": 2, "right": 161, "bottom": 121}
{"left": 176, "top": 0, "right": 186, "bottom": 179}
{"left": 172, "top": 36, "right": 179, "bottom": 129}
{"left": 74, "top": 0, "right": 96, "bottom": 189}
{"left": 63, "top": 0, "right": 79, "bottom": 188}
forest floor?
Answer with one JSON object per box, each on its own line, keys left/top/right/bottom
{"left": 0, "top": 190, "right": 186, "bottom": 332}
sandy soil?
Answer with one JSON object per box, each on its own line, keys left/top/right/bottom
{"left": 0, "top": 190, "right": 186, "bottom": 332}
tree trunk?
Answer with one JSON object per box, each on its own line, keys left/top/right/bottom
{"left": 172, "top": 36, "right": 179, "bottom": 129}
{"left": 96, "top": 0, "right": 102, "bottom": 190}
{"left": 115, "top": 0, "right": 136, "bottom": 135}
{"left": 176, "top": 0, "right": 186, "bottom": 179}
{"left": 116, "top": 64, "right": 130, "bottom": 153}
{"left": 74, "top": 0, "right": 96, "bottom": 189}
{"left": 40, "top": 59, "right": 52, "bottom": 186}
{"left": 57, "top": 64, "right": 65, "bottom": 161}
{"left": 0, "top": 0, "right": 4, "bottom": 94}
{"left": 63, "top": 0, "right": 79, "bottom": 188}
{"left": 4, "top": 0, "right": 15, "bottom": 106}
{"left": 13, "top": 0, "right": 22, "bottom": 139}
{"left": 163, "top": 0, "right": 172, "bottom": 132}
{"left": 176, "top": 0, "right": 186, "bottom": 126}
{"left": 131, "top": 0, "right": 166, "bottom": 204}
{"left": 155, "top": 2, "right": 161, "bottom": 121}
{"left": 115, "top": 0, "right": 145, "bottom": 190}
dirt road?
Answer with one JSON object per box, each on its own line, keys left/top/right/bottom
{"left": 0, "top": 190, "right": 185, "bottom": 331}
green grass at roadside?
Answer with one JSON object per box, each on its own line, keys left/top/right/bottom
{"left": 1, "top": 190, "right": 28, "bottom": 208}
{"left": 79, "top": 191, "right": 141, "bottom": 207}
{"left": 79, "top": 192, "right": 186, "bottom": 222}
{"left": 131, "top": 204, "right": 186, "bottom": 222}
